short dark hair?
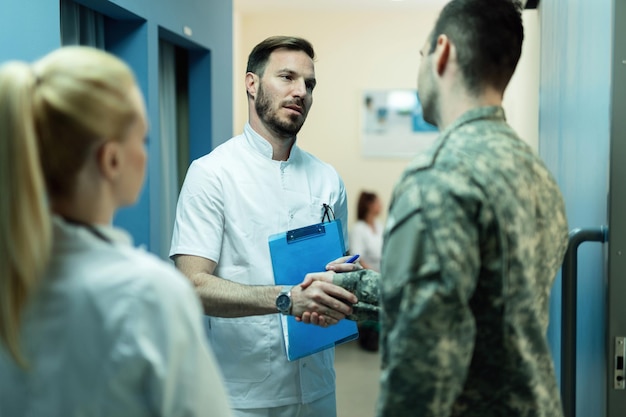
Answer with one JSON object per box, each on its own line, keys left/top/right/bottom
{"left": 246, "top": 36, "right": 315, "bottom": 76}
{"left": 429, "top": 0, "right": 524, "bottom": 94}
{"left": 357, "top": 191, "right": 378, "bottom": 221}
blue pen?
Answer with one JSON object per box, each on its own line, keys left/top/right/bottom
{"left": 345, "top": 254, "right": 360, "bottom": 264}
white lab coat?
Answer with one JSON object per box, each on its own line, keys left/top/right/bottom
{"left": 170, "top": 123, "right": 348, "bottom": 410}
{"left": 0, "top": 216, "right": 232, "bottom": 417}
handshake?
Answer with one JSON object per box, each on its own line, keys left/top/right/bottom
{"left": 290, "top": 255, "right": 380, "bottom": 327}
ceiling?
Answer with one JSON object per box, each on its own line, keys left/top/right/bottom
{"left": 234, "top": 0, "right": 451, "bottom": 13}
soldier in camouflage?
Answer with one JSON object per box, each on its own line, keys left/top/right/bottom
{"left": 302, "top": 0, "right": 569, "bottom": 416}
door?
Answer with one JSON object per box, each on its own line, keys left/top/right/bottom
{"left": 607, "top": 0, "right": 626, "bottom": 414}
{"left": 539, "top": 0, "right": 612, "bottom": 416}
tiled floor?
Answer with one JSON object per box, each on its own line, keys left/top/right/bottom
{"left": 335, "top": 340, "right": 381, "bottom": 417}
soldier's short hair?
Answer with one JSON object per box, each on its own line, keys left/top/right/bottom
{"left": 428, "top": 0, "right": 524, "bottom": 94}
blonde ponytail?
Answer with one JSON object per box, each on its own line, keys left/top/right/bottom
{"left": 0, "top": 62, "right": 52, "bottom": 366}
{"left": 0, "top": 46, "right": 136, "bottom": 366}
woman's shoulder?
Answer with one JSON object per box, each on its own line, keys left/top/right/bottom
{"left": 57, "top": 243, "right": 197, "bottom": 319}
{"left": 107, "top": 246, "right": 195, "bottom": 301}
{"left": 48, "top": 219, "right": 199, "bottom": 326}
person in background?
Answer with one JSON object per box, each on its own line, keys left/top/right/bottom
{"left": 350, "top": 191, "right": 383, "bottom": 272}
{"left": 304, "top": 0, "right": 569, "bottom": 416}
{"left": 169, "top": 36, "right": 357, "bottom": 417}
{"left": 0, "top": 46, "right": 232, "bottom": 417}
{"left": 349, "top": 191, "right": 383, "bottom": 352}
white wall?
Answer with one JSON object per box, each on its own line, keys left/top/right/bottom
{"left": 233, "top": 8, "right": 540, "bottom": 227}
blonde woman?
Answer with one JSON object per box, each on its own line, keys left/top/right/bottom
{"left": 0, "top": 46, "right": 232, "bottom": 416}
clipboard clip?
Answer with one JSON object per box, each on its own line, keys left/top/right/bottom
{"left": 287, "top": 223, "right": 327, "bottom": 243}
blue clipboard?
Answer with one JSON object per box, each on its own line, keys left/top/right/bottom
{"left": 268, "top": 220, "right": 359, "bottom": 361}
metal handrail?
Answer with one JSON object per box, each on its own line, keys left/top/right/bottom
{"left": 560, "top": 226, "right": 608, "bottom": 417}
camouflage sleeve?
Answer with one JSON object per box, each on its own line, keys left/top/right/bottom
{"left": 332, "top": 269, "right": 381, "bottom": 322}
{"left": 377, "top": 179, "right": 479, "bottom": 417}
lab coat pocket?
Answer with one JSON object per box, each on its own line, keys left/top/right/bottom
{"left": 309, "top": 197, "right": 325, "bottom": 223}
{"left": 206, "top": 316, "right": 272, "bottom": 383}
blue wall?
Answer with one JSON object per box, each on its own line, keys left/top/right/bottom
{"left": 0, "top": 0, "right": 233, "bottom": 254}
{"left": 539, "top": 0, "right": 612, "bottom": 415}
{"left": 0, "top": 2, "right": 61, "bottom": 60}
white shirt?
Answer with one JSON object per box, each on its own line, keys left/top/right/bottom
{"left": 170, "top": 123, "right": 348, "bottom": 409}
{"left": 0, "top": 217, "right": 232, "bottom": 417}
{"left": 349, "top": 220, "right": 383, "bottom": 272}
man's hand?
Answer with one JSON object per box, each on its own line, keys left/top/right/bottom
{"left": 298, "top": 267, "right": 382, "bottom": 325}
{"left": 291, "top": 270, "right": 357, "bottom": 327}
{"left": 296, "top": 255, "right": 364, "bottom": 291}
{"left": 325, "top": 255, "right": 364, "bottom": 273}
{"left": 295, "top": 257, "right": 364, "bottom": 326}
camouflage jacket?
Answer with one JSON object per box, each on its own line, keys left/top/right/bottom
{"left": 333, "top": 270, "right": 380, "bottom": 322}
{"left": 336, "top": 107, "right": 569, "bottom": 417}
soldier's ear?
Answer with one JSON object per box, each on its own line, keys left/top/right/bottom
{"left": 433, "top": 34, "right": 451, "bottom": 76}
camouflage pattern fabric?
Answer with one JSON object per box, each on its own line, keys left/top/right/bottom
{"left": 336, "top": 107, "right": 569, "bottom": 417}
{"left": 333, "top": 270, "right": 380, "bottom": 322}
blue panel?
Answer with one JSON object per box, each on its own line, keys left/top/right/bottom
{"left": 0, "top": 1, "right": 61, "bottom": 61}
{"left": 189, "top": 50, "right": 214, "bottom": 162}
{"left": 106, "top": 20, "right": 152, "bottom": 249}
{"left": 539, "top": 0, "right": 612, "bottom": 415}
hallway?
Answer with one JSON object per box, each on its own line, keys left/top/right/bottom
{"left": 335, "top": 340, "right": 381, "bottom": 417}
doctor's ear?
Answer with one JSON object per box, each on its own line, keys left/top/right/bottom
{"left": 245, "top": 72, "right": 259, "bottom": 99}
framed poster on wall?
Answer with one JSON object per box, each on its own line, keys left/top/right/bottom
{"left": 361, "top": 89, "right": 439, "bottom": 158}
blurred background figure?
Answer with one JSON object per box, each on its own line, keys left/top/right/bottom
{"left": 350, "top": 191, "right": 383, "bottom": 272}
{"left": 350, "top": 191, "right": 383, "bottom": 352}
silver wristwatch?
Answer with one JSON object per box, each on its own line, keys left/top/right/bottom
{"left": 275, "top": 286, "right": 292, "bottom": 315}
